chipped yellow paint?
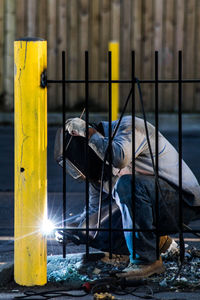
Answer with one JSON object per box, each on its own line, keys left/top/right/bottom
{"left": 14, "top": 39, "right": 47, "bottom": 286}
{"left": 109, "top": 41, "right": 119, "bottom": 121}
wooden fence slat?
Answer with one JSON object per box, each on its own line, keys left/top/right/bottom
{"left": 99, "top": 0, "right": 110, "bottom": 111}
{"left": 175, "top": 0, "right": 184, "bottom": 56}
{"left": 154, "top": 0, "right": 163, "bottom": 74}
{"left": 120, "top": 0, "right": 131, "bottom": 111}
{"left": 111, "top": 0, "right": 120, "bottom": 40}
{"left": 37, "top": 0, "right": 47, "bottom": 39}
{"left": 162, "top": 0, "right": 175, "bottom": 111}
{"left": 0, "top": 0, "right": 4, "bottom": 96}
{"left": 4, "top": 0, "right": 15, "bottom": 109}
{"left": 194, "top": 0, "right": 200, "bottom": 111}
{"left": 154, "top": 0, "right": 164, "bottom": 112}
{"left": 154, "top": 0, "right": 163, "bottom": 51}
{"left": 27, "top": 0, "right": 37, "bottom": 36}
{"left": 16, "top": 0, "right": 25, "bottom": 39}
{"left": 141, "top": 0, "right": 153, "bottom": 112}
{"left": 57, "top": 0, "right": 67, "bottom": 108}
{"left": 173, "top": 0, "right": 184, "bottom": 111}
{"left": 47, "top": 0, "right": 57, "bottom": 110}
{"left": 183, "top": 0, "right": 196, "bottom": 112}
{"left": 78, "top": 0, "right": 89, "bottom": 102}
{"left": 131, "top": 0, "right": 142, "bottom": 112}
{"left": 68, "top": 0, "right": 78, "bottom": 108}
{"left": 89, "top": 0, "right": 100, "bottom": 108}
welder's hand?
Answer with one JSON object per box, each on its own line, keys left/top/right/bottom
{"left": 65, "top": 118, "right": 86, "bottom": 137}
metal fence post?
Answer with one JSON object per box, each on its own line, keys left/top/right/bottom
{"left": 109, "top": 41, "right": 119, "bottom": 121}
{"left": 14, "top": 37, "right": 47, "bottom": 286}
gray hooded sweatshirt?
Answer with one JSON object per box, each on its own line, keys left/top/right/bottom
{"left": 88, "top": 116, "right": 200, "bottom": 207}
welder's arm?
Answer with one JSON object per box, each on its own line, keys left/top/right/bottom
{"left": 89, "top": 127, "right": 132, "bottom": 169}
{"left": 65, "top": 117, "right": 134, "bottom": 169}
{"left": 89, "top": 121, "right": 155, "bottom": 169}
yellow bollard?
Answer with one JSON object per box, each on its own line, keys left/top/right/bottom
{"left": 14, "top": 38, "right": 47, "bottom": 286}
{"left": 109, "top": 41, "right": 119, "bottom": 121}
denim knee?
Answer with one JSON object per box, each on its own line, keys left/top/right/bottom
{"left": 114, "top": 175, "right": 132, "bottom": 205}
{"left": 113, "top": 174, "right": 151, "bottom": 205}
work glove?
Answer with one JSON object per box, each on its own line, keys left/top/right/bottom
{"left": 55, "top": 230, "right": 81, "bottom": 245}
{"left": 65, "top": 117, "right": 86, "bottom": 137}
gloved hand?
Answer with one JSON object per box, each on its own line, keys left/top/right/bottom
{"left": 55, "top": 230, "right": 81, "bottom": 245}
{"left": 65, "top": 117, "right": 86, "bottom": 137}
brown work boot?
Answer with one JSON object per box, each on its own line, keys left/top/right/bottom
{"left": 116, "top": 256, "right": 165, "bottom": 279}
{"left": 159, "top": 235, "right": 173, "bottom": 254}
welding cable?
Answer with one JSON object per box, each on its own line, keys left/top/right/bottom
{"left": 14, "top": 288, "right": 88, "bottom": 299}
{"left": 112, "top": 285, "right": 154, "bottom": 299}
{"left": 90, "top": 277, "right": 155, "bottom": 299}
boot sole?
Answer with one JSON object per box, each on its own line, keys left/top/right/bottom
{"left": 116, "top": 256, "right": 165, "bottom": 280}
{"left": 117, "top": 265, "right": 165, "bottom": 280}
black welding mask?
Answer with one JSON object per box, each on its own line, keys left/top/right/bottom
{"left": 54, "top": 124, "right": 110, "bottom": 182}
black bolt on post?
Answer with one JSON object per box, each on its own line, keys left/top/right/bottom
{"left": 178, "top": 51, "right": 185, "bottom": 263}
{"left": 131, "top": 51, "right": 136, "bottom": 259}
{"left": 155, "top": 51, "right": 160, "bottom": 260}
{"left": 108, "top": 51, "right": 112, "bottom": 259}
{"left": 62, "top": 51, "right": 66, "bottom": 258}
{"left": 85, "top": 51, "right": 90, "bottom": 258}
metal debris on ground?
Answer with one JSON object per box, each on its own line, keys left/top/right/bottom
{"left": 47, "top": 252, "right": 127, "bottom": 287}
{"left": 47, "top": 244, "right": 200, "bottom": 292}
{"left": 152, "top": 244, "right": 200, "bottom": 290}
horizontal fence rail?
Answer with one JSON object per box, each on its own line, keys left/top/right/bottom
{"left": 47, "top": 79, "right": 200, "bottom": 84}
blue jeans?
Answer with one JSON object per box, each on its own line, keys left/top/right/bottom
{"left": 113, "top": 174, "right": 199, "bottom": 263}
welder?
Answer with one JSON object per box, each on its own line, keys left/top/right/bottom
{"left": 55, "top": 115, "right": 200, "bottom": 279}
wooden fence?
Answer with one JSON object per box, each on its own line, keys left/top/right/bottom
{"left": 1, "top": 0, "right": 200, "bottom": 112}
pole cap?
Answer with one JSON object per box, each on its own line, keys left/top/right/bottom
{"left": 15, "top": 37, "right": 45, "bottom": 42}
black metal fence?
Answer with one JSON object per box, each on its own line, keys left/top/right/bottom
{"left": 47, "top": 51, "right": 200, "bottom": 261}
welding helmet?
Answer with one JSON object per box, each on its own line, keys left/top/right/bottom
{"left": 54, "top": 125, "right": 110, "bottom": 182}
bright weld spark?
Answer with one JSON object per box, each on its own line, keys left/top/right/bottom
{"left": 41, "top": 219, "right": 55, "bottom": 236}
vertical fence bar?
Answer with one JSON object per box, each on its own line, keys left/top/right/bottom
{"left": 108, "top": 51, "right": 112, "bottom": 258}
{"left": 62, "top": 51, "right": 66, "bottom": 258}
{"left": 155, "top": 51, "right": 159, "bottom": 259}
{"left": 131, "top": 51, "right": 136, "bottom": 259}
{"left": 178, "top": 51, "right": 184, "bottom": 262}
{"left": 85, "top": 51, "right": 90, "bottom": 258}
